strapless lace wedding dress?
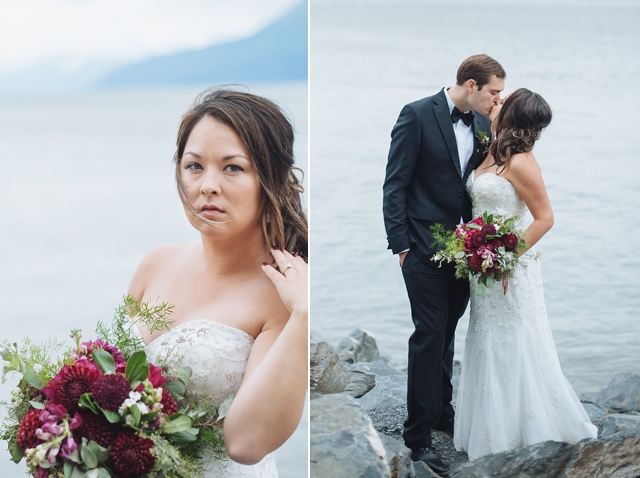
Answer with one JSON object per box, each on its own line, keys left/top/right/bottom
{"left": 453, "top": 173, "right": 597, "bottom": 461}
{"left": 135, "top": 319, "right": 278, "bottom": 477}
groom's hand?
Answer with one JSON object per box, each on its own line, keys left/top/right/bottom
{"left": 399, "top": 251, "right": 408, "bottom": 267}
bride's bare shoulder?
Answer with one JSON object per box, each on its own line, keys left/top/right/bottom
{"left": 128, "top": 242, "right": 196, "bottom": 297}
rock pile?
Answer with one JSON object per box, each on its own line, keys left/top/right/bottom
{"left": 310, "top": 328, "right": 640, "bottom": 478}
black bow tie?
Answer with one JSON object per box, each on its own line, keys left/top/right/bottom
{"left": 451, "top": 107, "right": 474, "bottom": 127}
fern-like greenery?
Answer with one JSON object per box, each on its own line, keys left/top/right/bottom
{"left": 96, "top": 295, "right": 174, "bottom": 359}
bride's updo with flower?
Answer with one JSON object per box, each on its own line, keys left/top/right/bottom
{"left": 490, "top": 87, "right": 552, "bottom": 172}
{"left": 174, "top": 88, "right": 308, "bottom": 259}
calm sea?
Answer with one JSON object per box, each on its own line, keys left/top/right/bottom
{"left": 0, "top": 82, "right": 307, "bottom": 476}
{"left": 310, "top": 0, "right": 640, "bottom": 397}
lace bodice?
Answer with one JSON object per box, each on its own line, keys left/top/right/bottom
{"left": 131, "top": 319, "right": 277, "bottom": 477}
{"left": 467, "top": 172, "right": 527, "bottom": 227}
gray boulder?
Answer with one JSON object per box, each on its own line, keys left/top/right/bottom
{"left": 346, "top": 360, "right": 403, "bottom": 377}
{"left": 599, "top": 413, "right": 640, "bottom": 438}
{"left": 582, "top": 401, "right": 608, "bottom": 426}
{"left": 310, "top": 393, "right": 391, "bottom": 478}
{"left": 595, "top": 373, "right": 640, "bottom": 412}
{"left": 310, "top": 341, "right": 375, "bottom": 398}
{"left": 357, "top": 375, "right": 408, "bottom": 439}
{"left": 378, "top": 433, "right": 414, "bottom": 478}
{"left": 337, "top": 328, "right": 382, "bottom": 364}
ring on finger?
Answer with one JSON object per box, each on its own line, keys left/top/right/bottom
{"left": 282, "top": 263, "right": 294, "bottom": 275}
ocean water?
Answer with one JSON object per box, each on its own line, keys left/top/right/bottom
{"left": 0, "top": 82, "right": 307, "bottom": 476}
{"left": 310, "top": 0, "right": 640, "bottom": 397}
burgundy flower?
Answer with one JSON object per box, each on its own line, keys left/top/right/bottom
{"left": 489, "top": 238, "right": 503, "bottom": 249}
{"left": 17, "top": 408, "right": 41, "bottom": 452}
{"left": 147, "top": 363, "right": 167, "bottom": 388}
{"left": 82, "top": 340, "right": 125, "bottom": 366}
{"left": 39, "top": 403, "right": 67, "bottom": 424}
{"left": 109, "top": 432, "right": 155, "bottom": 477}
{"left": 76, "top": 411, "right": 120, "bottom": 449}
{"left": 503, "top": 233, "right": 519, "bottom": 251}
{"left": 91, "top": 374, "right": 131, "bottom": 412}
{"left": 160, "top": 388, "right": 178, "bottom": 416}
{"left": 469, "top": 252, "right": 483, "bottom": 273}
{"left": 470, "top": 231, "right": 487, "bottom": 249}
{"left": 481, "top": 224, "right": 497, "bottom": 236}
{"left": 44, "top": 361, "right": 102, "bottom": 414}
{"left": 59, "top": 436, "right": 78, "bottom": 460}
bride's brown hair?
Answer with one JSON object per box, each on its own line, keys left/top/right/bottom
{"left": 490, "top": 88, "right": 552, "bottom": 173}
{"left": 174, "top": 88, "right": 308, "bottom": 259}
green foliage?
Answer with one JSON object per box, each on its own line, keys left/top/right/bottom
{"left": 96, "top": 295, "right": 174, "bottom": 360}
{"left": 147, "top": 434, "right": 208, "bottom": 478}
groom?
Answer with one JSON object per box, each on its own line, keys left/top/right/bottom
{"left": 382, "top": 54, "right": 505, "bottom": 475}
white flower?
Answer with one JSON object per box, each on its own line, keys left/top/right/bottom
{"left": 137, "top": 402, "right": 149, "bottom": 414}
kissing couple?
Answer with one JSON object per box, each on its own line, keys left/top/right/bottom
{"left": 382, "top": 54, "right": 597, "bottom": 476}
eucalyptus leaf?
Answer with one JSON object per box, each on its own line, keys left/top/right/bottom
{"left": 125, "top": 350, "right": 147, "bottom": 382}
{"left": 0, "top": 345, "right": 11, "bottom": 361}
{"left": 86, "top": 441, "right": 110, "bottom": 464}
{"left": 162, "top": 414, "right": 193, "bottom": 434}
{"left": 171, "top": 429, "right": 199, "bottom": 444}
{"left": 2, "top": 365, "right": 11, "bottom": 383}
{"left": 454, "top": 251, "right": 465, "bottom": 259}
{"left": 91, "top": 350, "right": 115, "bottom": 375}
{"left": 29, "top": 400, "right": 46, "bottom": 410}
{"left": 476, "top": 282, "right": 487, "bottom": 297}
{"left": 63, "top": 461, "right": 75, "bottom": 478}
{"left": 24, "top": 365, "right": 45, "bottom": 389}
{"left": 10, "top": 440, "right": 24, "bottom": 463}
{"left": 81, "top": 443, "right": 98, "bottom": 469}
{"left": 102, "top": 409, "right": 121, "bottom": 424}
{"left": 71, "top": 466, "right": 85, "bottom": 478}
{"left": 486, "top": 278, "right": 495, "bottom": 289}
{"left": 128, "top": 364, "right": 149, "bottom": 386}
{"left": 217, "top": 392, "right": 235, "bottom": 421}
{"left": 165, "top": 380, "right": 186, "bottom": 401}
{"left": 130, "top": 403, "right": 141, "bottom": 426}
{"left": 175, "top": 366, "right": 193, "bottom": 384}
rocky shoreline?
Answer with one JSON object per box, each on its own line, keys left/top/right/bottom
{"left": 310, "top": 329, "right": 640, "bottom": 478}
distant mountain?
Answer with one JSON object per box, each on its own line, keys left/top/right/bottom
{"left": 99, "top": 1, "right": 307, "bottom": 87}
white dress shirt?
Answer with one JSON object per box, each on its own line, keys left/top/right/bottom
{"left": 444, "top": 87, "right": 474, "bottom": 176}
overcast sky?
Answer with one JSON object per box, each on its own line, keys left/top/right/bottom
{"left": 0, "top": 0, "right": 303, "bottom": 73}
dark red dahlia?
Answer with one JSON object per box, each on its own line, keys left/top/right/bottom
{"left": 503, "top": 233, "right": 519, "bottom": 252}
{"left": 109, "top": 432, "right": 155, "bottom": 477}
{"left": 470, "top": 232, "right": 486, "bottom": 249}
{"left": 44, "top": 360, "right": 102, "bottom": 414}
{"left": 91, "top": 374, "right": 131, "bottom": 412}
{"left": 76, "top": 410, "right": 119, "bottom": 448}
{"left": 481, "top": 224, "right": 497, "bottom": 236}
{"left": 17, "top": 408, "right": 41, "bottom": 452}
{"left": 160, "top": 388, "right": 178, "bottom": 415}
{"left": 469, "top": 252, "right": 483, "bottom": 273}
{"left": 489, "top": 238, "right": 503, "bottom": 249}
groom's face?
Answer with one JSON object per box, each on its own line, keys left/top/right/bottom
{"left": 469, "top": 75, "right": 505, "bottom": 116}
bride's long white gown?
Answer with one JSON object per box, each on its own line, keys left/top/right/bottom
{"left": 454, "top": 172, "right": 597, "bottom": 461}
{"left": 139, "top": 319, "right": 278, "bottom": 477}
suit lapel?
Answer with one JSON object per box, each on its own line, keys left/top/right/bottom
{"left": 433, "top": 91, "right": 462, "bottom": 177}
{"left": 463, "top": 114, "right": 485, "bottom": 183}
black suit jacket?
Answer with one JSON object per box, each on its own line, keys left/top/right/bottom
{"left": 383, "top": 88, "right": 492, "bottom": 263}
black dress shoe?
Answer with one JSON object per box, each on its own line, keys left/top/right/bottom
{"left": 433, "top": 417, "right": 454, "bottom": 438}
{"left": 410, "top": 446, "right": 450, "bottom": 476}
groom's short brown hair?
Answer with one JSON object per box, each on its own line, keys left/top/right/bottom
{"left": 456, "top": 54, "right": 506, "bottom": 89}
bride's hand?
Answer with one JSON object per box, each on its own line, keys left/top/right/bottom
{"left": 261, "top": 249, "right": 308, "bottom": 317}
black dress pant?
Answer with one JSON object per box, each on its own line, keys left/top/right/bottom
{"left": 401, "top": 249, "right": 470, "bottom": 449}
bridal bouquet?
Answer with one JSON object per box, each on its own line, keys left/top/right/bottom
{"left": 0, "top": 297, "right": 228, "bottom": 478}
{"left": 431, "top": 212, "right": 528, "bottom": 296}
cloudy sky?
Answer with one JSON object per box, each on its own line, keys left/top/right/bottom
{"left": 0, "top": 0, "right": 302, "bottom": 74}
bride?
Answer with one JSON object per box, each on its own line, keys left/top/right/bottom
{"left": 454, "top": 88, "right": 597, "bottom": 460}
{"left": 127, "top": 89, "right": 308, "bottom": 476}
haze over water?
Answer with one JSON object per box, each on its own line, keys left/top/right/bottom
{"left": 311, "top": 0, "right": 640, "bottom": 396}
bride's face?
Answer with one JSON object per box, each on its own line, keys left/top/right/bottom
{"left": 179, "top": 115, "right": 263, "bottom": 237}
{"left": 468, "top": 75, "right": 505, "bottom": 116}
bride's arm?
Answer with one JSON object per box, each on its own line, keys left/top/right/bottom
{"left": 504, "top": 152, "right": 554, "bottom": 251}
{"left": 222, "top": 250, "right": 308, "bottom": 465}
